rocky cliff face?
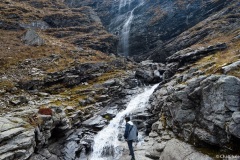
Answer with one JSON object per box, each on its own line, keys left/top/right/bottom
{"left": 0, "top": 0, "right": 240, "bottom": 159}
{"left": 0, "top": 0, "right": 137, "bottom": 159}
{"left": 66, "top": 0, "right": 239, "bottom": 62}
{"left": 144, "top": 41, "right": 240, "bottom": 158}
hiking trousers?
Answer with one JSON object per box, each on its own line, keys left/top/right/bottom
{"left": 127, "top": 140, "right": 135, "bottom": 159}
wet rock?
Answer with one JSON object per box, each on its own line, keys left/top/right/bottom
{"left": 135, "top": 61, "right": 165, "bottom": 84}
{"left": 135, "top": 69, "right": 154, "bottom": 84}
{"left": 82, "top": 116, "right": 108, "bottom": 130}
{"left": 124, "top": 77, "right": 139, "bottom": 89}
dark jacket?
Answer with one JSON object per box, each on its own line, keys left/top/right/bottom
{"left": 124, "top": 121, "right": 138, "bottom": 141}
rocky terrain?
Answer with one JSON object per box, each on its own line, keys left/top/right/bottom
{"left": 0, "top": 0, "right": 240, "bottom": 160}
{"left": 68, "top": 0, "right": 240, "bottom": 62}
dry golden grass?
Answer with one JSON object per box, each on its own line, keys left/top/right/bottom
{"left": 0, "top": 30, "right": 64, "bottom": 72}
{"left": 49, "top": 70, "right": 126, "bottom": 107}
{"left": 195, "top": 39, "right": 240, "bottom": 77}
{"left": 0, "top": 79, "right": 14, "bottom": 90}
{"left": 0, "top": 29, "right": 113, "bottom": 75}
{"left": 0, "top": 0, "right": 116, "bottom": 75}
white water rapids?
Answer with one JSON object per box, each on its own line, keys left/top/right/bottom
{"left": 90, "top": 83, "right": 159, "bottom": 160}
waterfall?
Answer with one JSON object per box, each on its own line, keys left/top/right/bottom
{"left": 119, "top": 0, "right": 131, "bottom": 11}
{"left": 118, "top": 0, "right": 144, "bottom": 56}
{"left": 90, "top": 83, "right": 159, "bottom": 160}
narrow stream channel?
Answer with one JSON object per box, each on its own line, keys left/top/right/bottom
{"left": 90, "top": 83, "right": 159, "bottom": 160}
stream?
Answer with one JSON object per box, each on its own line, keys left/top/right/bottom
{"left": 90, "top": 83, "right": 159, "bottom": 160}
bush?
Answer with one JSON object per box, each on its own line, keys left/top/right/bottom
{"left": 38, "top": 107, "right": 53, "bottom": 115}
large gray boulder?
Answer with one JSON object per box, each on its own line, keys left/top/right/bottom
{"left": 160, "top": 139, "right": 213, "bottom": 160}
{"left": 22, "top": 29, "right": 45, "bottom": 46}
{"left": 135, "top": 61, "right": 165, "bottom": 84}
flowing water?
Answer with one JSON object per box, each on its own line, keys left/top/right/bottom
{"left": 90, "top": 83, "right": 159, "bottom": 160}
{"left": 118, "top": 0, "right": 144, "bottom": 56}
{"left": 118, "top": 0, "right": 131, "bottom": 11}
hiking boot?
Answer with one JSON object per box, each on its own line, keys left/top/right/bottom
{"left": 131, "top": 157, "right": 135, "bottom": 160}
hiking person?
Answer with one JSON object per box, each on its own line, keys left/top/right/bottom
{"left": 124, "top": 116, "right": 138, "bottom": 160}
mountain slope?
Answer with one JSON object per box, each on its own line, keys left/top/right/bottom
{"left": 68, "top": 0, "right": 240, "bottom": 62}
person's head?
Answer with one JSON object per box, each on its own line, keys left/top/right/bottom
{"left": 125, "top": 116, "right": 130, "bottom": 122}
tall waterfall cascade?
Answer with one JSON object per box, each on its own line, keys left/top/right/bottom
{"left": 90, "top": 83, "right": 159, "bottom": 160}
{"left": 118, "top": 0, "right": 144, "bottom": 56}
{"left": 118, "top": 0, "right": 131, "bottom": 10}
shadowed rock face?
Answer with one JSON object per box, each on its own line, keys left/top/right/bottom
{"left": 64, "top": 0, "right": 239, "bottom": 62}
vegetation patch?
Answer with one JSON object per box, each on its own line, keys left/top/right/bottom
{"left": 0, "top": 79, "right": 14, "bottom": 90}
{"left": 195, "top": 39, "right": 240, "bottom": 76}
{"left": 38, "top": 107, "right": 53, "bottom": 115}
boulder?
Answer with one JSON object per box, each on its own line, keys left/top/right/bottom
{"left": 221, "top": 60, "right": 240, "bottom": 74}
{"left": 82, "top": 115, "right": 108, "bottom": 130}
{"left": 166, "top": 43, "right": 227, "bottom": 64}
{"left": 160, "top": 139, "right": 213, "bottom": 160}
{"left": 135, "top": 69, "right": 155, "bottom": 84}
{"left": 22, "top": 29, "right": 45, "bottom": 46}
